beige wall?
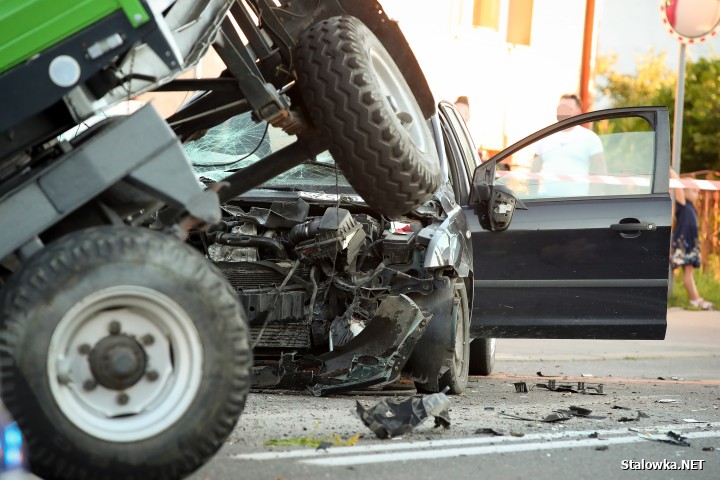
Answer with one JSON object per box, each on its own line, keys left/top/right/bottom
{"left": 380, "top": 0, "right": 591, "bottom": 152}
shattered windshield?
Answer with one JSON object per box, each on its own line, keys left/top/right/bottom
{"left": 184, "top": 112, "right": 352, "bottom": 191}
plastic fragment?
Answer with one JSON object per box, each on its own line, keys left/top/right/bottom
{"left": 355, "top": 390, "right": 451, "bottom": 439}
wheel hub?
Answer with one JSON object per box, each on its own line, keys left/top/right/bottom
{"left": 89, "top": 334, "right": 147, "bottom": 390}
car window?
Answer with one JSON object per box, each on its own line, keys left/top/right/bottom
{"left": 440, "top": 120, "right": 468, "bottom": 203}
{"left": 184, "top": 112, "right": 353, "bottom": 191}
{"left": 494, "top": 116, "right": 655, "bottom": 200}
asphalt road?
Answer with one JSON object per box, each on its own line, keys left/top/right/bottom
{"left": 189, "top": 308, "right": 720, "bottom": 480}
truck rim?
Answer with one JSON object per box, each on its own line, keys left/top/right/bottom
{"left": 47, "top": 286, "right": 203, "bottom": 442}
{"left": 369, "top": 46, "right": 428, "bottom": 153}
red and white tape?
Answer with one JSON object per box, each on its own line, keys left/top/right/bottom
{"left": 495, "top": 171, "right": 720, "bottom": 191}
{"left": 669, "top": 178, "right": 720, "bottom": 191}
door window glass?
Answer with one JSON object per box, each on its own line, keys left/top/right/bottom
{"left": 494, "top": 116, "right": 655, "bottom": 199}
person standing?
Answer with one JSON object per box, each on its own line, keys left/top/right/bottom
{"left": 454, "top": 96, "right": 470, "bottom": 123}
{"left": 530, "top": 94, "right": 606, "bottom": 197}
{"left": 670, "top": 169, "right": 713, "bottom": 310}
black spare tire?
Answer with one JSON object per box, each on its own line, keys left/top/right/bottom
{"left": 294, "top": 15, "right": 441, "bottom": 217}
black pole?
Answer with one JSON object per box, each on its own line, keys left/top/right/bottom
{"left": 217, "top": 137, "right": 325, "bottom": 203}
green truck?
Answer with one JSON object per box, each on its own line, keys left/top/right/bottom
{"left": 0, "top": 1, "right": 438, "bottom": 478}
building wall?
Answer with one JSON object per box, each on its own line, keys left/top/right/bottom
{"left": 380, "top": 0, "right": 590, "bottom": 152}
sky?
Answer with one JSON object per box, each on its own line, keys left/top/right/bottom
{"left": 596, "top": 0, "right": 720, "bottom": 74}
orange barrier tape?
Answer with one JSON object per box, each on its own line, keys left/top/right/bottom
{"left": 670, "top": 178, "right": 720, "bottom": 191}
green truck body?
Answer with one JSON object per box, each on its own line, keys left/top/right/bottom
{"left": 0, "top": 0, "right": 149, "bottom": 74}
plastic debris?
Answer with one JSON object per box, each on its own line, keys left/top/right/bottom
{"left": 637, "top": 431, "right": 691, "bottom": 447}
{"left": 656, "top": 399, "right": 682, "bottom": 404}
{"left": 499, "top": 411, "right": 573, "bottom": 423}
{"left": 657, "top": 376, "right": 685, "bottom": 381}
{"left": 535, "top": 380, "right": 605, "bottom": 395}
{"left": 682, "top": 419, "right": 708, "bottom": 423}
{"left": 562, "top": 406, "right": 607, "bottom": 420}
{"left": 475, "top": 428, "right": 508, "bottom": 436}
{"left": 702, "top": 447, "right": 715, "bottom": 452}
{"left": 514, "top": 382, "right": 529, "bottom": 393}
{"left": 356, "top": 389, "right": 451, "bottom": 439}
{"left": 618, "top": 411, "right": 650, "bottom": 422}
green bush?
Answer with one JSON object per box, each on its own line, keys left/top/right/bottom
{"left": 668, "top": 254, "right": 720, "bottom": 309}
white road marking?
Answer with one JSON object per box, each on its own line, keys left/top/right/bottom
{"left": 232, "top": 422, "right": 720, "bottom": 463}
{"left": 301, "top": 430, "right": 720, "bottom": 467}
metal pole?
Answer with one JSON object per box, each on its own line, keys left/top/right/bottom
{"left": 669, "top": 41, "right": 687, "bottom": 295}
{"left": 579, "top": 0, "right": 596, "bottom": 113}
{"left": 672, "top": 42, "right": 686, "bottom": 174}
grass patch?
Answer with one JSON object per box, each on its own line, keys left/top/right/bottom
{"left": 668, "top": 255, "right": 720, "bottom": 309}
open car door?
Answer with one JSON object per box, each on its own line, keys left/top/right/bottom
{"left": 467, "top": 107, "right": 671, "bottom": 339}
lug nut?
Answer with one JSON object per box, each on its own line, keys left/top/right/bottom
{"left": 78, "top": 344, "right": 91, "bottom": 355}
{"left": 108, "top": 321, "right": 121, "bottom": 335}
{"left": 141, "top": 334, "right": 155, "bottom": 346}
{"left": 83, "top": 379, "right": 97, "bottom": 391}
{"left": 116, "top": 393, "right": 129, "bottom": 405}
{"left": 146, "top": 370, "right": 159, "bottom": 382}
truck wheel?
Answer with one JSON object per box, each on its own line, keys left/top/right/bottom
{"left": 294, "top": 15, "right": 440, "bottom": 217}
{"left": 0, "top": 226, "right": 251, "bottom": 480}
{"left": 469, "top": 338, "right": 496, "bottom": 376}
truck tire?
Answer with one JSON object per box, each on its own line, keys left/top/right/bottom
{"left": 469, "top": 338, "right": 496, "bottom": 376}
{"left": 294, "top": 15, "right": 440, "bottom": 217}
{"left": 0, "top": 226, "right": 251, "bottom": 480}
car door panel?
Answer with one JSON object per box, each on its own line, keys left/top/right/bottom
{"left": 468, "top": 107, "right": 671, "bottom": 340}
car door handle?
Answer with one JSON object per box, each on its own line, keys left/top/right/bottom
{"left": 610, "top": 222, "right": 656, "bottom": 231}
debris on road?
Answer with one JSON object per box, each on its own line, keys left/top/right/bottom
{"left": 514, "top": 382, "right": 529, "bottom": 393}
{"left": 561, "top": 406, "right": 607, "bottom": 420}
{"left": 475, "top": 428, "right": 525, "bottom": 437}
{"left": 475, "top": 428, "right": 508, "bottom": 436}
{"left": 702, "top": 447, "right": 716, "bottom": 452}
{"left": 636, "top": 430, "right": 691, "bottom": 447}
{"left": 500, "top": 405, "right": 607, "bottom": 423}
{"left": 612, "top": 405, "right": 632, "bottom": 410}
{"left": 536, "top": 371, "right": 560, "bottom": 377}
{"left": 682, "top": 418, "right": 709, "bottom": 423}
{"left": 618, "top": 411, "right": 650, "bottom": 423}
{"left": 657, "top": 376, "right": 685, "bottom": 381}
{"left": 356, "top": 389, "right": 451, "bottom": 439}
{"left": 656, "top": 398, "right": 683, "bottom": 403}
{"left": 595, "top": 445, "right": 609, "bottom": 451}
{"left": 535, "top": 380, "right": 605, "bottom": 395}
{"left": 499, "top": 411, "right": 572, "bottom": 423}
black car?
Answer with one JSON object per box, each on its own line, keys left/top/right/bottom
{"left": 187, "top": 102, "right": 671, "bottom": 395}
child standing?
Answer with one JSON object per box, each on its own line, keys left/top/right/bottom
{"left": 670, "top": 170, "right": 713, "bottom": 310}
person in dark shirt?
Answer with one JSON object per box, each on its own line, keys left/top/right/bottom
{"left": 670, "top": 169, "right": 713, "bottom": 310}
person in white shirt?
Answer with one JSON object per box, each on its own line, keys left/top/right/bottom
{"left": 531, "top": 94, "right": 606, "bottom": 197}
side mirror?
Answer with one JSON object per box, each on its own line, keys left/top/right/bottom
{"left": 471, "top": 162, "right": 527, "bottom": 232}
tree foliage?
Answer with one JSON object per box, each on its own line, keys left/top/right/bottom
{"left": 595, "top": 51, "right": 720, "bottom": 173}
